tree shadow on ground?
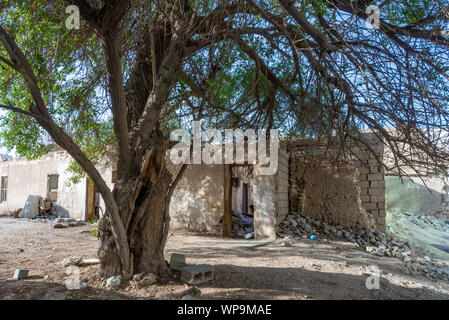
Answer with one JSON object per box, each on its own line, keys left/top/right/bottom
{"left": 158, "top": 264, "right": 449, "bottom": 300}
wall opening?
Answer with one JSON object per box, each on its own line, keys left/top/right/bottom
{"left": 47, "top": 174, "right": 59, "bottom": 202}
{"left": 230, "top": 165, "right": 255, "bottom": 239}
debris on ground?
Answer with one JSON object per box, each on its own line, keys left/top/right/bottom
{"left": 41, "top": 291, "right": 66, "bottom": 300}
{"left": 232, "top": 210, "right": 254, "bottom": 239}
{"left": 387, "top": 210, "right": 449, "bottom": 260}
{"left": 12, "top": 209, "right": 22, "bottom": 219}
{"left": 278, "top": 213, "right": 449, "bottom": 281}
{"left": 61, "top": 256, "right": 83, "bottom": 267}
{"left": 169, "top": 253, "right": 187, "bottom": 271}
{"left": 181, "top": 264, "right": 214, "bottom": 285}
{"left": 106, "top": 276, "right": 121, "bottom": 288}
{"left": 13, "top": 269, "right": 28, "bottom": 280}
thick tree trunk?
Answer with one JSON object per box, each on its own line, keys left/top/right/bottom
{"left": 97, "top": 160, "right": 173, "bottom": 278}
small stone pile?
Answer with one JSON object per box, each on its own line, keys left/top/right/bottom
{"left": 278, "top": 213, "right": 449, "bottom": 282}
{"left": 52, "top": 218, "right": 86, "bottom": 229}
{"left": 398, "top": 211, "right": 449, "bottom": 232}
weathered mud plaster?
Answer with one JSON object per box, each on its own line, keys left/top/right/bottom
{"left": 286, "top": 134, "right": 386, "bottom": 231}
{"left": 289, "top": 153, "right": 375, "bottom": 230}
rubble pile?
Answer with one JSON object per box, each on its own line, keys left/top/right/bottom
{"left": 52, "top": 218, "right": 86, "bottom": 229}
{"left": 232, "top": 210, "right": 254, "bottom": 239}
{"left": 279, "top": 213, "right": 449, "bottom": 281}
{"left": 397, "top": 211, "right": 449, "bottom": 232}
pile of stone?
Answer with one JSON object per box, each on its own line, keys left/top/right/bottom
{"left": 278, "top": 213, "right": 449, "bottom": 281}
{"left": 232, "top": 210, "right": 254, "bottom": 239}
{"left": 398, "top": 211, "right": 449, "bottom": 232}
{"left": 52, "top": 218, "right": 86, "bottom": 229}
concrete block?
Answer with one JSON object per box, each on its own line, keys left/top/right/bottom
{"left": 358, "top": 167, "right": 369, "bottom": 174}
{"left": 13, "top": 269, "right": 29, "bottom": 280}
{"left": 364, "top": 203, "right": 378, "bottom": 210}
{"left": 360, "top": 181, "right": 369, "bottom": 188}
{"left": 369, "top": 166, "right": 380, "bottom": 174}
{"left": 368, "top": 173, "right": 383, "bottom": 181}
{"left": 181, "top": 265, "right": 214, "bottom": 285}
{"left": 361, "top": 195, "right": 370, "bottom": 203}
{"left": 170, "top": 253, "right": 186, "bottom": 271}
{"left": 377, "top": 202, "right": 386, "bottom": 209}
{"left": 369, "top": 188, "right": 384, "bottom": 196}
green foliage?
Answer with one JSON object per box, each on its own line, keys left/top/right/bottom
{"left": 90, "top": 228, "right": 99, "bottom": 237}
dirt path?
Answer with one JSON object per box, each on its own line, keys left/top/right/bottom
{"left": 1, "top": 217, "right": 449, "bottom": 300}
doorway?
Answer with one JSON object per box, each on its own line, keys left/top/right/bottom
{"left": 229, "top": 165, "right": 254, "bottom": 239}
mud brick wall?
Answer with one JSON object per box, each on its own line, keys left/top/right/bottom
{"left": 286, "top": 134, "right": 386, "bottom": 231}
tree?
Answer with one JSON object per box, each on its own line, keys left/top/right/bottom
{"left": 0, "top": 0, "right": 448, "bottom": 279}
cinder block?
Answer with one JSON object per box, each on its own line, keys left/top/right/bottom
{"left": 368, "top": 173, "right": 383, "bottom": 181}
{"left": 358, "top": 167, "right": 369, "bottom": 174}
{"left": 370, "top": 196, "right": 379, "bottom": 203}
{"left": 360, "top": 181, "right": 370, "bottom": 188}
{"left": 181, "top": 265, "right": 214, "bottom": 285}
{"left": 364, "top": 203, "right": 378, "bottom": 210}
{"left": 170, "top": 253, "right": 186, "bottom": 271}
{"left": 369, "top": 166, "right": 380, "bottom": 174}
{"left": 361, "top": 195, "right": 370, "bottom": 203}
{"left": 377, "top": 202, "right": 386, "bottom": 209}
{"left": 369, "top": 188, "right": 384, "bottom": 196}
{"left": 13, "top": 269, "right": 28, "bottom": 280}
{"left": 370, "top": 181, "right": 378, "bottom": 188}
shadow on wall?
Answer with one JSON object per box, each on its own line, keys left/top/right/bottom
{"left": 169, "top": 164, "right": 224, "bottom": 234}
{"left": 385, "top": 176, "right": 442, "bottom": 215}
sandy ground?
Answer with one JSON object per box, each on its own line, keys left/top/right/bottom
{"left": 1, "top": 216, "right": 449, "bottom": 300}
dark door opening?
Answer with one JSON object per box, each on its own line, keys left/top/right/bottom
{"left": 230, "top": 165, "right": 254, "bottom": 239}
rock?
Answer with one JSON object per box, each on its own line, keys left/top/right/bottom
{"left": 82, "top": 258, "right": 100, "bottom": 265}
{"left": 13, "top": 269, "right": 29, "bottom": 280}
{"left": 68, "top": 221, "right": 86, "bottom": 227}
{"left": 140, "top": 273, "right": 157, "bottom": 286}
{"left": 41, "top": 291, "right": 66, "bottom": 300}
{"left": 53, "top": 223, "right": 68, "bottom": 229}
{"left": 133, "top": 273, "right": 145, "bottom": 281}
{"left": 106, "top": 276, "right": 121, "bottom": 287}
{"left": 282, "top": 238, "right": 292, "bottom": 247}
{"left": 61, "top": 256, "right": 83, "bottom": 267}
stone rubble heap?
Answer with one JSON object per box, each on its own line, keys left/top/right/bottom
{"left": 398, "top": 211, "right": 449, "bottom": 232}
{"left": 278, "top": 213, "right": 449, "bottom": 281}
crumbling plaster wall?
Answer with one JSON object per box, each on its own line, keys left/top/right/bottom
{"left": 0, "top": 151, "right": 87, "bottom": 220}
{"left": 287, "top": 134, "right": 386, "bottom": 231}
{"left": 167, "top": 162, "right": 225, "bottom": 234}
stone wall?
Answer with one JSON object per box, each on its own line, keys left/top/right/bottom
{"left": 286, "top": 134, "right": 386, "bottom": 231}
